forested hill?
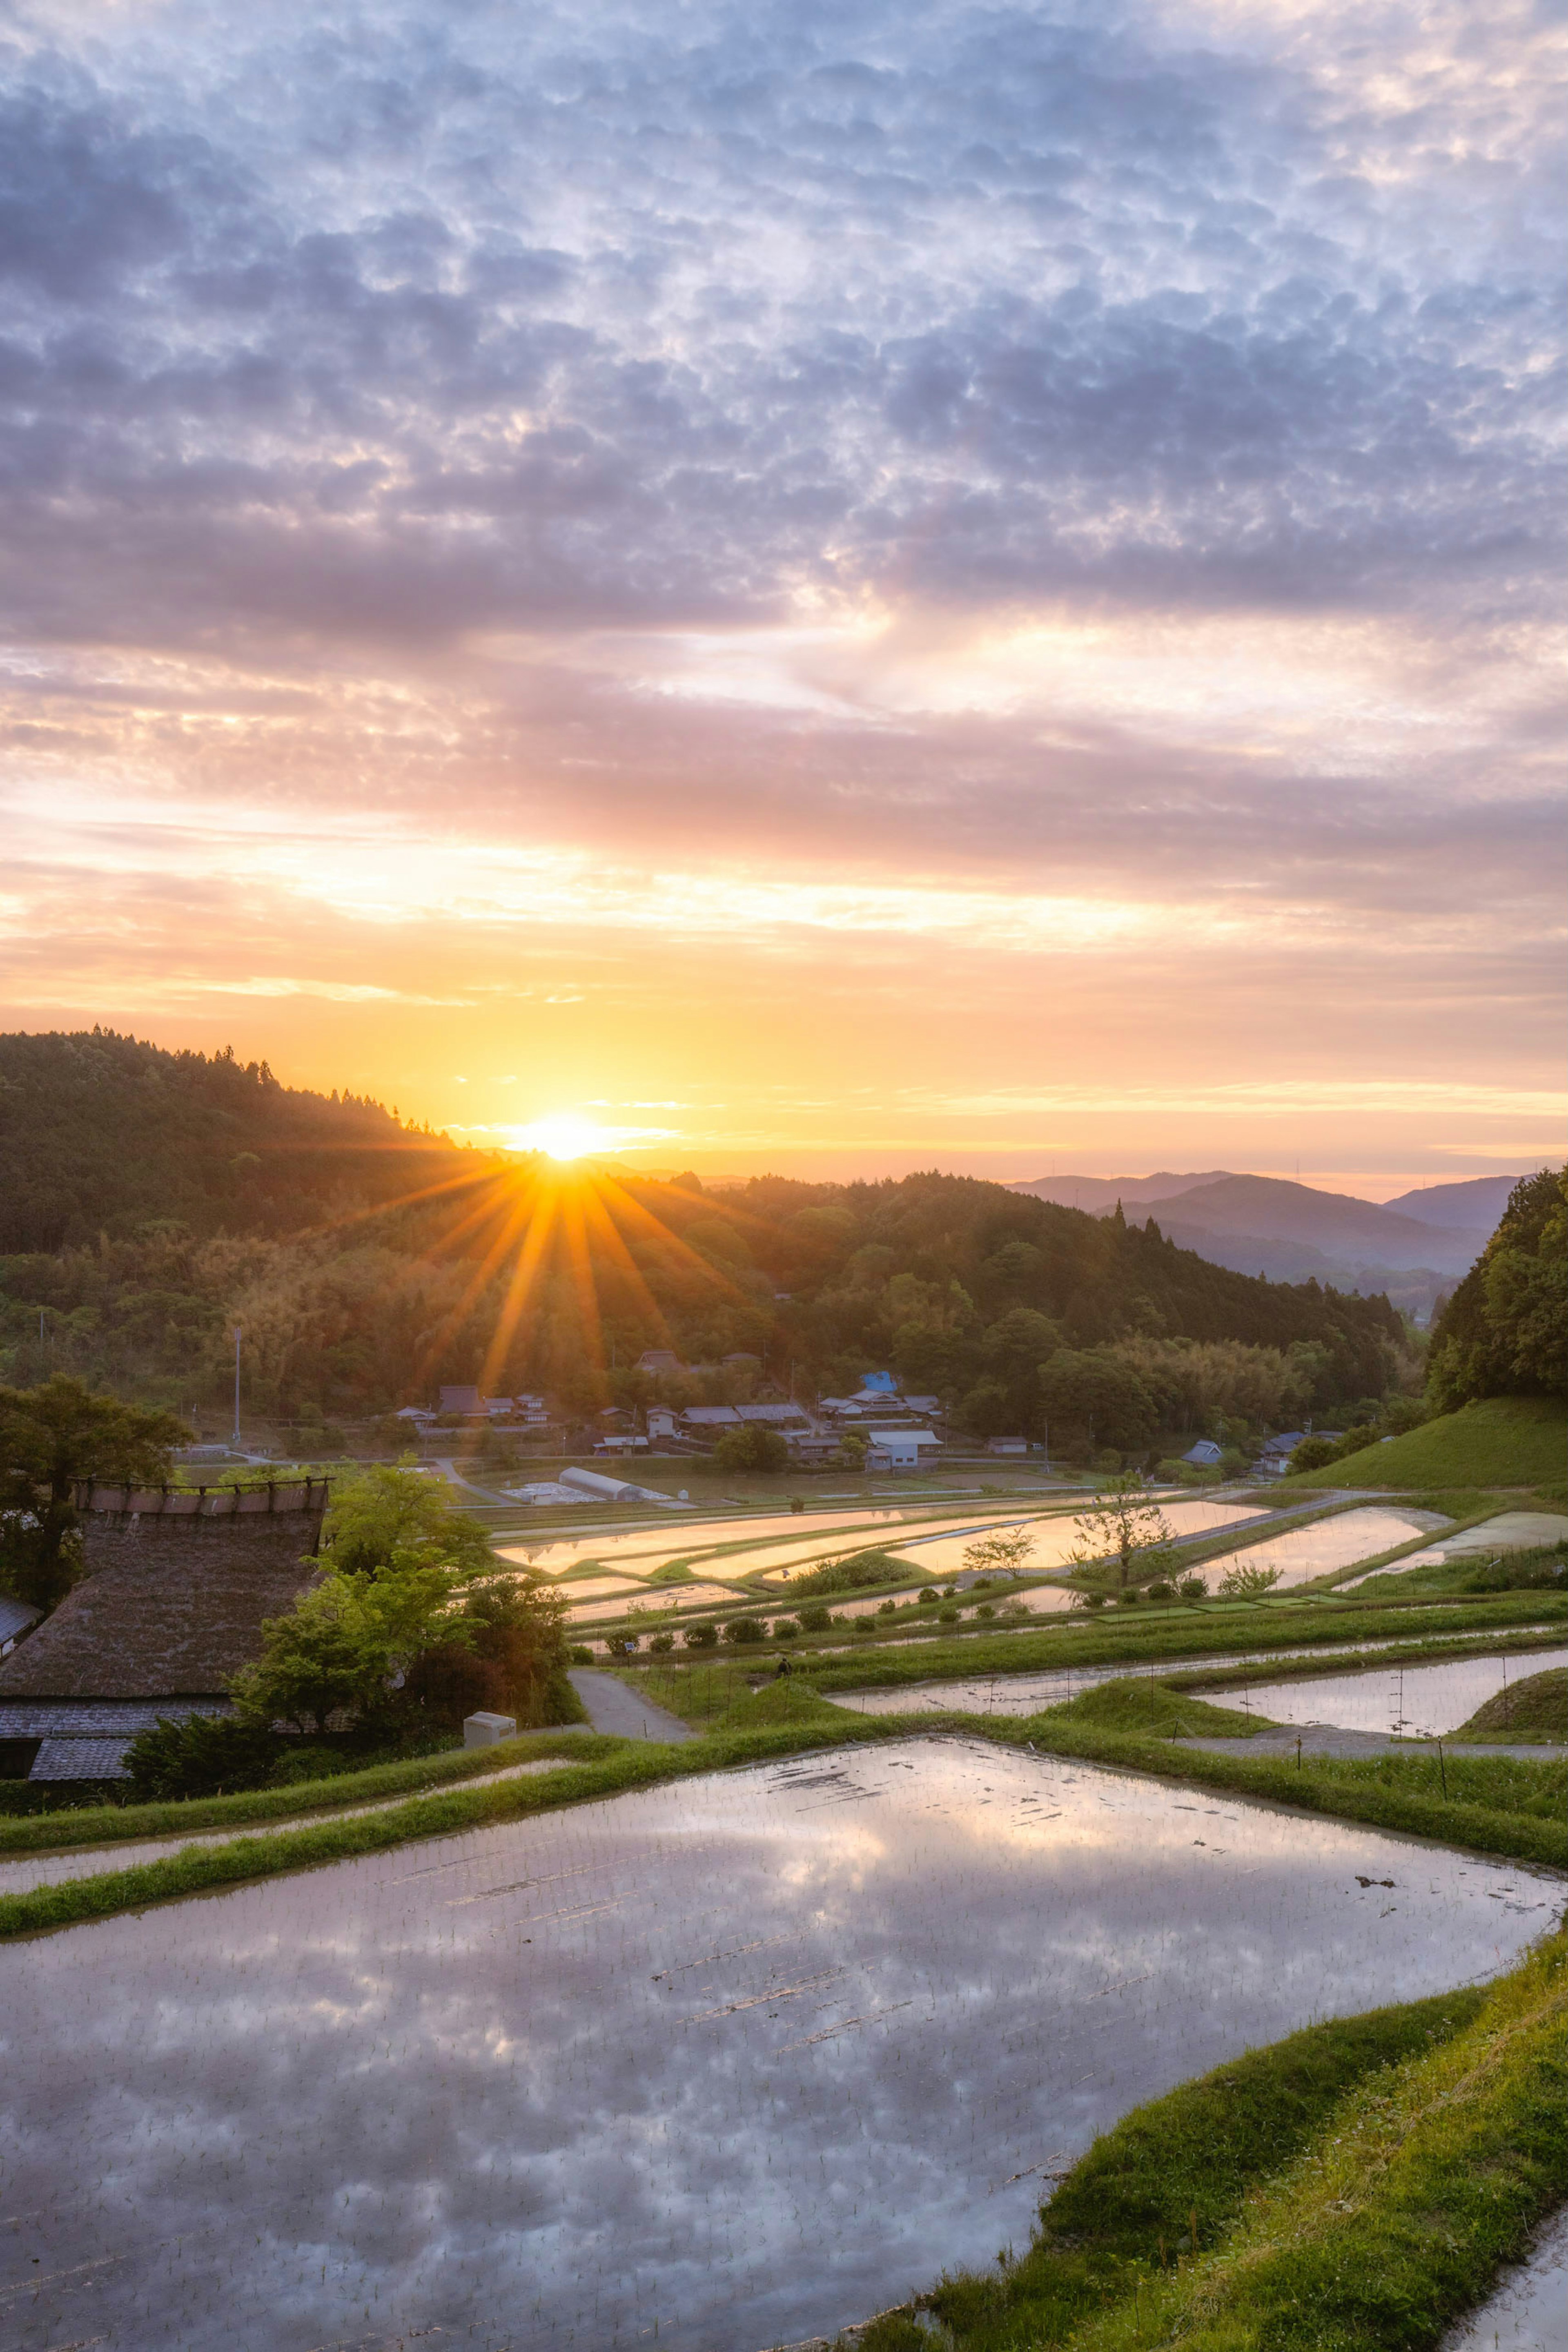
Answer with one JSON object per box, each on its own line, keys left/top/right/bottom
{"left": 0, "top": 1029, "right": 472, "bottom": 1251}
{"left": 0, "top": 1032, "right": 1409, "bottom": 1437}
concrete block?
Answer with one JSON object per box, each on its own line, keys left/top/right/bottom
{"left": 463, "top": 1710, "right": 517, "bottom": 1748}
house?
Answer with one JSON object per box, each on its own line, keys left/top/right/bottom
{"left": 1251, "top": 1432, "right": 1308, "bottom": 1476}
{"left": 1183, "top": 1440, "right": 1224, "bottom": 1467}
{"left": 0, "top": 1482, "right": 328, "bottom": 1784}
{"left": 863, "top": 1427, "right": 941, "bottom": 1472}
{"left": 637, "top": 1349, "right": 684, "bottom": 1376}
{"left": 395, "top": 1404, "right": 436, "bottom": 1425}
{"left": 985, "top": 1435, "right": 1030, "bottom": 1456}
{"left": 679, "top": 1405, "right": 743, "bottom": 1432}
{"left": 594, "top": 1433, "right": 651, "bottom": 1455}
{"left": 735, "top": 1403, "right": 812, "bottom": 1429}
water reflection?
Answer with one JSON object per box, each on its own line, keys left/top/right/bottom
{"left": 825, "top": 1632, "right": 1549, "bottom": 1717}
{"left": 1216, "top": 1507, "right": 1449, "bottom": 1590}
{"left": 498, "top": 1503, "right": 990, "bottom": 1577}
{"left": 1232, "top": 1648, "right": 1567, "bottom": 1737}
{"left": 886, "top": 1498, "right": 1260, "bottom": 1578}
{"left": 0, "top": 1739, "right": 1550, "bottom": 2352}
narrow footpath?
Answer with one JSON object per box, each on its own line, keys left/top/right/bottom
{"left": 568, "top": 1669, "right": 693, "bottom": 1743}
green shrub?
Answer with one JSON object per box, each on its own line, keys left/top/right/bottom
{"left": 568, "top": 1644, "right": 593, "bottom": 1665}
{"left": 123, "top": 1713, "right": 280, "bottom": 1802}
{"left": 797, "top": 1603, "right": 832, "bottom": 1632}
{"left": 683, "top": 1622, "right": 719, "bottom": 1649}
{"left": 917, "top": 1589, "right": 938, "bottom": 1606}
{"left": 648, "top": 1632, "right": 675, "bottom": 1654}
{"left": 722, "top": 1616, "right": 766, "bottom": 1646}
{"left": 268, "top": 1744, "right": 358, "bottom": 1787}
{"left": 938, "top": 1605, "right": 960, "bottom": 1622}
{"left": 1178, "top": 1575, "right": 1207, "bottom": 1602}
{"left": 774, "top": 1618, "right": 801, "bottom": 1639}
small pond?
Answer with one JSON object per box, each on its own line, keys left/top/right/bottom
{"left": 1, "top": 1737, "right": 1552, "bottom": 2352}
{"left": 1232, "top": 1648, "right": 1568, "bottom": 1737}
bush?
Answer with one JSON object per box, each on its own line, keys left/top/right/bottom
{"left": 774, "top": 1618, "right": 801, "bottom": 1639}
{"left": 784, "top": 1548, "right": 908, "bottom": 1597}
{"left": 268, "top": 1744, "right": 358, "bottom": 1787}
{"left": 683, "top": 1622, "right": 719, "bottom": 1650}
{"left": 649, "top": 1632, "right": 675, "bottom": 1654}
{"left": 1115, "top": 1586, "right": 1142, "bottom": 1605}
{"left": 123, "top": 1713, "right": 280, "bottom": 1802}
{"left": 722, "top": 1616, "right": 767, "bottom": 1646}
{"left": 797, "top": 1603, "right": 831, "bottom": 1632}
{"left": 877, "top": 1598, "right": 898, "bottom": 1615}
{"left": 851, "top": 1618, "right": 877, "bottom": 1639}
{"left": 1080, "top": 1590, "right": 1108, "bottom": 1610}
{"left": 604, "top": 1631, "right": 639, "bottom": 1655}
{"left": 569, "top": 1644, "right": 593, "bottom": 1665}
{"left": 975, "top": 1603, "right": 995, "bottom": 1619}
{"left": 1179, "top": 1575, "right": 1208, "bottom": 1602}
{"left": 1218, "top": 1560, "right": 1283, "bottom": 1598}
{"left": 917, "top": 1589, "right": 938, "bottom": 1607}
{"left": 938, "top": 1605, "right": 960, "bottom": 1622}
{"left": 1145, "top": 1579, "right": 1174, "bottom": 1603}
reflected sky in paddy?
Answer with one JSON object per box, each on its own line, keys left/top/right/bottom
{"left": 886, "top": 1499, "right": 1261, "bottom": 1579}
{"left": 1217, "top": 1507, "right": 1448, "bottom": 1591}
{"left": 1, "top": 1739, "right": 1550, "bottom": 2352}
{"left": 1236, "top": 1649, "right": 1567, "bottom": 1738}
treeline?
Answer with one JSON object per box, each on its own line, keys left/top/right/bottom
{"left": 0, "top": 1033, "right": 1416, "bottom": 1437}
{"left": 1426, "top": 1169, "right": 1566, "bottom": 1411}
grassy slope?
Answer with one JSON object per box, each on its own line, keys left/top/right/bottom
{"left": 1453, "top": 1666, "right": 1567, "bottom": 1744}
{"left": 1040, "top": 1678, "right": 1269, "bottom": 1738}
{"left": 1278, "top": 1395, "right": 1567, "bottom": 1493}
{"left": 873, "top": 1932, "right": 1567, "bottom": 2352}
{"left": 909, "top": 1987, "right": 1488, "bottom": 2352}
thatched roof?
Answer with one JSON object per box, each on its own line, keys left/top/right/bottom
{"left": 0, "top": 1509, "right": 323, "bottom": 1698}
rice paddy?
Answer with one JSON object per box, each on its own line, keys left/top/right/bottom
{"left": 0, "top": 1736, "right": 1551, "bottom": 2352}
{"left": 1231, "top": 1649, "right": 1568, "bottom": 1739}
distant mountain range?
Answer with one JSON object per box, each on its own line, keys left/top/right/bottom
{"left": 1007, "top": 1170, "right": 1538, "bottom": 1317}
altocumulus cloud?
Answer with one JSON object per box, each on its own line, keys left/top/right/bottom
{"left": 0, "top": 0, "right": 1562, "bottom": 1106}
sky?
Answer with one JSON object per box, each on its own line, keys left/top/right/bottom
{"left": 0, "top": 0, "right": 1563, "bottom": 1195}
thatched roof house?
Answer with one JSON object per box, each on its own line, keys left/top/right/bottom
{"left": 0, "top": 1489, "right": 325, "bottom": 1781}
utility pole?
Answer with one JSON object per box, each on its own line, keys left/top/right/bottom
{"left": 232, "top": 1326, "right": 243, "bottom": 1450}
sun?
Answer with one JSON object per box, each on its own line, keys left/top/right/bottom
{"left": 515, "top": 1111, "right": 607, "bottom": 1162}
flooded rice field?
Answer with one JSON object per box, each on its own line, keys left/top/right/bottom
{"left": 497, "top": 1503, "right": 991, "bottom": 1577}
{"left": 1218, "top": 1506, "right": 1450, "bottom": 1590}
{"left": 2, "top": 1737, "right": 1552, "bottom": 2352}
{"left": 825, "top": 1633, "right": 1552, "bottom": 1718}
{"left": 571, "top": 1580, "right": 743, "bottom": 1621}
{"left": 884, "top": 1497, "right": 1261, "bottom": 1578}
{"left": 1439, "top": 2200, "right": 1568, "bottom": 2351}
{"left": 1233, "top": 1648, "right": 1568, "bottom": 1737}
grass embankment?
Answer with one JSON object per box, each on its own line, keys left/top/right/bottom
{"left": 1454, "top": 1667, "right": 1567, "bottom": 1745}
{"left": 861, "top": 1931, "right": 1566, "bottom": 2352}
{"left": 1039, "top": 1679, "right": 1267, "bottom": 1739}
{"left": 1277, "top": 1396, "right": 1568, "bottom": 1495}
{"left": 8, "top": 1675, "right": 1563, "bottom": 1944}
{"left": 0, "top": 1727, "right": 601, "bottom": 1858}
{"left": 795, "top": 1590, "right": 1566, "bottom": 1693}
{"left": 1302, "top": 1752, "right": 1566, "bottom": 1822}
{"left": 1161, "top": 1625, "right": 1568, "bottom": 1701}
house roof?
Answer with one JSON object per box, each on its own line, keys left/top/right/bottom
{"left": 0, "top": 1509, "right": 325, "bottom": 1699}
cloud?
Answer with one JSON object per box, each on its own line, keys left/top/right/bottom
{"left": 0, "top": 0, "right": 1560, "bottom": 1172}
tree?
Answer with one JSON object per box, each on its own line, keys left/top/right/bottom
{"left": 0, "top": 1374, "right": 189, "bottom": 1612}
{"left": 1427, "top": 1169, "right": 1567, "bottom": 1411}
{"left": 232, "top": 1462, "right": 493, "bottom": 1732}
{"left": 961, "top": 1528, "right": 1036, "bottom": 1580}
{"left": 1067, "top": 1475, "right": 1176, "bottom": 1593}
{"left": 711, "top": 1421, "right": 791, "bottom": 1473}
{"left": 1037, "top": 1349, "right": 1159, "bottom": 1452}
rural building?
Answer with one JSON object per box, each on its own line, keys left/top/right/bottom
{"left": 864, "top": 1427, "right": 941, "bottom": 1471}
{"left": 985, "top": 1436, "right": 1030, "bottom": 1456}
{"left": 1183, "top": 1440, "right": 1224, "bottom": 1466}
{"left": 0, "top": 1482, "right": 328, "bottom": 1785}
